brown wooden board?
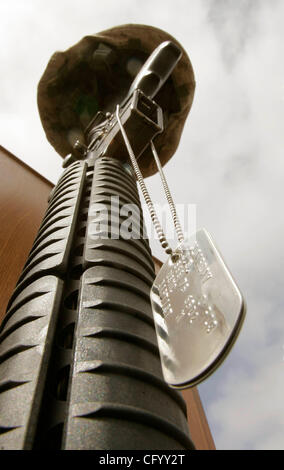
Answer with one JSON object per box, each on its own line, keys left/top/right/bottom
{"left": 0, "top": 146, "right": 53, "bottom": 323}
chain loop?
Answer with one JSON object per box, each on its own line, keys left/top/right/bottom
{"left": 116, "top": 105, "right": 184, "bottom": 257}
{"left": 150, "top": 141, "right": 185, "bottom": 244}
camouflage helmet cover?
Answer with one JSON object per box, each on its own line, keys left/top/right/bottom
{"left": 37, "top": 24, "right": 195, "bottom": 177}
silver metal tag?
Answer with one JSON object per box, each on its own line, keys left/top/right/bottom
{"left": 150, "top": 229, "right": 245, "bottom": 389}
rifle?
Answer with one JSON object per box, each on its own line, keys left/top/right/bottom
{"left": 0, "top": 25, "right": 195, "bottom": 450}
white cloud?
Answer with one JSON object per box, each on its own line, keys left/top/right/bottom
{"left": 207, "top": 358, "right": 284, "bottom": 449}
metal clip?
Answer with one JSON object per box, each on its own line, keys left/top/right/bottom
{"left": 86, "top": 89, "right": 163, "bottom": 161}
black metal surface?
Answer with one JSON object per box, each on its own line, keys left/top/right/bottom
{"left": 0, "top": 276, "right": 63, "bottom": 449}
{"left": 0, "top": 161, "right": 87, "bottom": 450}
{"left": 63, "top": 157, "right": 193, "bottom": 450}
{"left": 88, "top": 90, "right": 163, "bottom": 161}
{"left": 7, "top": 162, "right": 87, "bottom": 307}
{"left": 0, "top": 156, "right": 194, "bottom": 450}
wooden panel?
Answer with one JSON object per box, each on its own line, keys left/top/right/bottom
{"left": 153, "top": 256, "right": 215, "bottom": 450}
{"left": 182, "top": 387, "right": 215, "bottom": 450}
{"left": 0, "top": 146, "right": 53, "bottom": 323}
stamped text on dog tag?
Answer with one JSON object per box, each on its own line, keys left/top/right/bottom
{"left": 150, "top": 228, "right": 246, "bottom": 389}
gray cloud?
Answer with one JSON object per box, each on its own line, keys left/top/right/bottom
{"left": 206, "top": 0, "right": 261, "bottom": 69}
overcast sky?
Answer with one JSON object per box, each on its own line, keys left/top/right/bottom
{"left": 1, "top": 0, "right": 284, "bottom": 450}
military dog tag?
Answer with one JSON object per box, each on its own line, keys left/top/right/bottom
{"left": 150, "top": 229, "right": 245, "bottom": 389}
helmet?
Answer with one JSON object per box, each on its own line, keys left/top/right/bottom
{"left": 37, "top": 24, "right": 195, "bottom": 177}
